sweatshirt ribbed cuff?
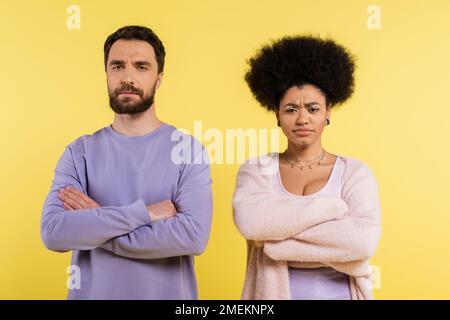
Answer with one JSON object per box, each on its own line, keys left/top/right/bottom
{"left": 125, "top": 199, "right": 152, "bottom": 230}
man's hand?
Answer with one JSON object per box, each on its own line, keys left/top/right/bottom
{"left": 58, "top": 187, "right": 100, "bottom": 211}
{"left": 146, "top": 200, "right": 177, "bottom": 222}
{"left": 58, "top": 187, "right": 177, "bottom": 221}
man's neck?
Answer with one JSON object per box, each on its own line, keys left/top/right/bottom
{"left": 111, "top": 105, "right": 163, "bottom": 137}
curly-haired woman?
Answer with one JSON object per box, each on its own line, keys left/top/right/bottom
{"left": 232, "top": 36, "right": 382, "bottom": 300}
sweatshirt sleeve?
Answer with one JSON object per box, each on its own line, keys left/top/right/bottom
{"left": 264, "top": 163, "right": 382, "bottom": 263}
{"left": 99, "top": 143, "right": 213, "bottom": 259}
{"left": 41, "top": 146, "right": 151, "bottom": 252}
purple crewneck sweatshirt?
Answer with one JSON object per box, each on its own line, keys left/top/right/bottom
{"left": 41, "top": 122, "right": 213, "bottom": 299}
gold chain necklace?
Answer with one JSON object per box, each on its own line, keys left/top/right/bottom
{"left": 282, "top": 148, "right": 327, "bottom": 171}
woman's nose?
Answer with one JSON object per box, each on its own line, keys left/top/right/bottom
{"left": 295, "top": 108, "right": 309, "bottom": 124}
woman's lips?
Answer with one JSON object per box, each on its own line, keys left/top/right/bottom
{"left": 292, "top": 130, "right": 313, "bottom": 137}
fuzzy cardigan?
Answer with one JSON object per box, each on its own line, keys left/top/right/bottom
{"left": 232, "top": 153, "right": 382, "bottom": 300}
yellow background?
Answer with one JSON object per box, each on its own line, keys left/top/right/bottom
{"left": 2, "top": 0, "right": 450, "bottom": 299}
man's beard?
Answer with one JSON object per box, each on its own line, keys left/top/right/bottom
{"left": 108, "top": 83, "right": 156, "bottom": 115}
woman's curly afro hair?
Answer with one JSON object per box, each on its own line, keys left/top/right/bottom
{"left": 244, "top": 35, "right": 356, "bottom": 112}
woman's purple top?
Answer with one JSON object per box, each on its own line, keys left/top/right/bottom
{"left": 275, "top": 155, "right": 352, "bottom": 300}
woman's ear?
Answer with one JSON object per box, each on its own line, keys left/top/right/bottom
{"left": 325, "top": 104, "right": 332, "bottom": 125}
{"left": 276, "top": 112, "right": 281, "bottom": 127}
{"left": 326, "top": 102, "right": 333, "bottom": 114}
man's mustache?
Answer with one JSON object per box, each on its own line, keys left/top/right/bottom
{"left": 114, "top": 85, "right": 143, "bottom": 96}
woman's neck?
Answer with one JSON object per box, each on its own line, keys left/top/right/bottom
{"left": 285, "top": 141, "right": 324, "bottom": 162}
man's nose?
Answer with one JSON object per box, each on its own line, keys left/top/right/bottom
{"left": 121, "top": 67, "right": 136, "bottom": 85}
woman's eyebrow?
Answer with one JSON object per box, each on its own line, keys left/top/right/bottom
{"left": 283, "top": 101, "right": 320, "bottom": 107}
{"left": 283, "top": 103, "right": 299, "bottom": 107}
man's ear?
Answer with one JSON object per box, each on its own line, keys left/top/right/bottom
{"left": 155, "top": 72, "right": 164, "bottom": 90}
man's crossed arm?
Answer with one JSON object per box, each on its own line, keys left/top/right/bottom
{"left": 58, "top": 186, "right": 176, "bottom": 222}
{"left": 41, "top": 145, "right": 213, "bottom": 259}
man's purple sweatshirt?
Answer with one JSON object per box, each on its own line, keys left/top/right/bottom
{"left": 41, "top": 123, "right": 213, "bottom": 299}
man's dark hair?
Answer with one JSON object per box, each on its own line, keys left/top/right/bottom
{"left": 245, "top": 35, "right": 356, "bottom": 111}
{"left": 104, "top": 25, "right": 166, "bottom": 73}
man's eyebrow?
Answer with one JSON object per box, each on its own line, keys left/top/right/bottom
{"left": 108, "top": 60, "right": 151, "bottom": 67}
{"left": 109, "top": 59, "right": 124, "bottom": 65}
{"left": 134, "top": 60, "right": 151, "bottom": 66}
